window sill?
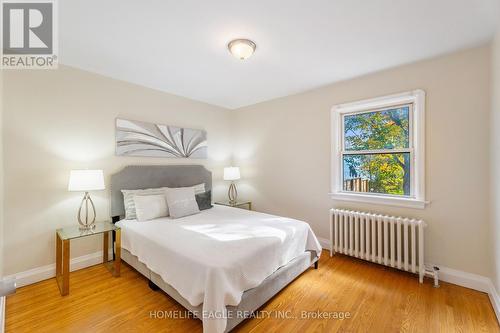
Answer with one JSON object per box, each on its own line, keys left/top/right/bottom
{"left": 329, "top": 192, "right": 427, "bottom": 209}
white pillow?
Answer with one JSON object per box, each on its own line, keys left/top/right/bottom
{"left": 165, "top": 187, "right": 200, "bottom": 219}
{"left": 122, "top": 187, "right": 168, "bottom": 220}
{"left": 133, "top": 194, "right": 168, "bottom": 222}
{"left": 192, "top": 183, "right": 205, "bottom": 195}
{"left": 122, "top": 184, "right": 204, "bottom": 219}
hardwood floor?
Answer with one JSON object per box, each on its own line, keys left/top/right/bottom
{"left": 6, "top": 250, "right": 499, "bottom": 332}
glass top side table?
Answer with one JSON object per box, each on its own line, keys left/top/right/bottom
{"left": 214, "top": 201, "right": 252, "bottom": 210}
{"left": 55, "top": 221, "right": 121, "bottom": 296}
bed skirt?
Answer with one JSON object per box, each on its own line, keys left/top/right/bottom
{"left": 121, "top": 248, "right": 318, "bottom": 332}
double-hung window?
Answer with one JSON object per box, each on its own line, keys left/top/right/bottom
{"left": 331, "top": 90, "right": 426, "bottom": 208}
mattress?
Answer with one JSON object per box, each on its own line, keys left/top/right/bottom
{"left": 116, "top": 205, "right": 322, "bottom": 333}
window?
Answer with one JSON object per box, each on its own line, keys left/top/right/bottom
{"left": 331, "top": 90, "right": 426, "bottom": 208}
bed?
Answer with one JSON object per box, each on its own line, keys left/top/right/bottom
{"left": 110, "top": 165, "right": 322, "bottom": 333}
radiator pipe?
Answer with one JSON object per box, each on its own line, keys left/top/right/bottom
{"left": 424, "top": 266, "right": 440, "bottom": 288}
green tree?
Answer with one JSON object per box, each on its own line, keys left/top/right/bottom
{"left": 344, "top": 107, "right": 410, "bottom": 196}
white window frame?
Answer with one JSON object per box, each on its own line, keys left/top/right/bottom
{"left": 330, "top": 90, "right": 426, "bottom": 209}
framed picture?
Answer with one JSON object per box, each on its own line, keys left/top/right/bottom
{"left": 115, "top": 118, "right": 207, "bottom": 159}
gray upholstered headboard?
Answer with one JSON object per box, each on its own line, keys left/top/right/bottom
{"left": 110, "top": 165, "right": 212, "bottom": 219}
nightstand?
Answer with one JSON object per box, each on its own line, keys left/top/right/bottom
{"left": 55, "top": 221, "right": 121, "bottom": 296}
{"left": 215, "top": 201, "right": 252, "bottom": 210}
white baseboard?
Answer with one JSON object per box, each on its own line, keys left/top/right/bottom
{"left": 2, "top": 250, "right": 113, "bottom": 288}
{"left": 0, "top": 296, "right": 5, "bottom": 333}
{"left": 487, "top": 280, "right": 500, "bottom": 322}
{"left": 436, "top": 265, "right": 491, "bottom": 292}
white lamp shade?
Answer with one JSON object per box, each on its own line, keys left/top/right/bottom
{"left": 68, "top": 170, "right": 105, "bottom": 192}
{"left": 224, "top": 167, "right": 240, "bottom": 181}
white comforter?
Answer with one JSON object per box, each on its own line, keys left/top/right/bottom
{"left": 117, "top": 205, "right": 322, "bottom": 333}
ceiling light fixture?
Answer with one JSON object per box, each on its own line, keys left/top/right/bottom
{"left": 227, "top": 39, "right": 256, "bottom": 60}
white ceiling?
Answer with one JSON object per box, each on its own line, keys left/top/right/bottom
{"left": 60, "top": 0, "right": 499, "bottom": 109}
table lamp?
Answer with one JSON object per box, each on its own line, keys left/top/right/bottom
{"left": 68, "top": 170, "right": 105, "bottom": 230}
{"left": 224, "top": 167, "right": 240, "bottom": 204}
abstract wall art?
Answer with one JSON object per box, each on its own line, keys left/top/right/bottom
{"left": 115, "top": 118, "right": 207, "bottom": 158}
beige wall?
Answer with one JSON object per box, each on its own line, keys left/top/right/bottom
{"left": 233, "top": 45, "right": 492, "bottom": 277}
{"left": 0, "top": 45, "right": 495, "bottom": 280}
{"left": 2, "top": 66, "right": 232, "bottom": 275}
{"left": 491, "top": 24, "right": 500, "bottom": 290}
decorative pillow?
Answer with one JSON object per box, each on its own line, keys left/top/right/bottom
{"left": 192, "top": 183, "right": 206, "bottom": 195}
{"left": 195, "top": 190, "right": 213, "bottom": 211}
{"left": 165, "top": 187, "right": 200, "bottom": 219}
{"left": 122, "top": 184, "right": 205, "bottom": 219}
{"left": 122, "top": 187, "right": 168, "bottom": 220}
{"left": 133, "top": 194, "right": 168, "bottom": 222}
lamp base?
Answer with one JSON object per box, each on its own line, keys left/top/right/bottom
{"left": 228, "top": 182, "right": 238, "bottom": 204}
{"left": 78, "top": 192, "right": 97, "bottom": 230}
{"left": 79, "top": 223, "right": 96, "bottom": 231}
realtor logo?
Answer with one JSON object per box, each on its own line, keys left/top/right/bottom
{"left": 1, "top": 0, "right": 57, "bottom": 69}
